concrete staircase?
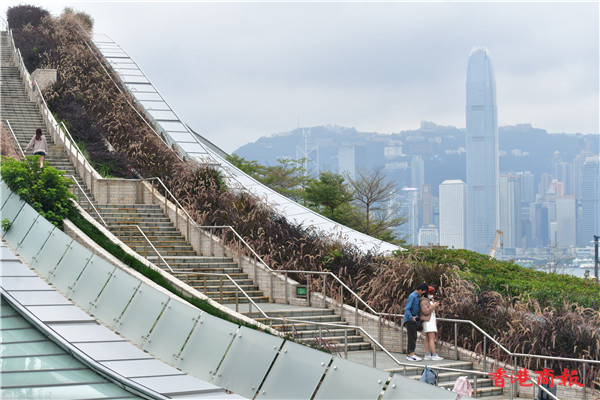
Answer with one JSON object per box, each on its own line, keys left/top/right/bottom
{"left": 1, "top": 32, "right": 93, "bottom": 204}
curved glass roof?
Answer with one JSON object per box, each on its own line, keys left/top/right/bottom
{"left": 92, "top": 33, "right": 399, "bottom": 255}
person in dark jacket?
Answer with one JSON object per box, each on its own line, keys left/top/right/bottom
{"left": 404, "top": 282, "right": 429, "bottom": 361}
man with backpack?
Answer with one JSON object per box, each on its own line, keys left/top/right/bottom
{"left": 404, "top": 282, "right": 429, "bottom": 361}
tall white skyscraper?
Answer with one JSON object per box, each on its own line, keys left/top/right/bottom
{"left": 411, "top": 155, "right": 425, "bottom": 190}
{"left": 555, "top": 196, "right": 576, "bottom": 248}
{"left": 439, "top": 179, "right": 467, "bottom": 249}
{"left": 338, "top": 144, "right": 366, "bottom": 180}
{"left": 466, "top": 47, "right": 499, "bottom": 254}
{"left": 582, "top": 156, "right": 600, "bottom": 241}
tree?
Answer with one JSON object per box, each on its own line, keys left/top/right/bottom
{"left": 227, "top": 154, "right": 309, "bottom": 202}
{"left": 345, "top": 167, "right": 406, "bottom": 241}
{"left": 304, "top": 171, "right": 351, "bottom": 220}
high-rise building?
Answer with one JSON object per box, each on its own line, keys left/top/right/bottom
{"left": 499, "top": 174, "right": 521, "bottom": 248}
{"left": 518, "top": 171, "right": 535, "bottom": 204}
{"left": 421, "top": 184, "right": 433, "bottom": 226}
{"left": 573, "top": 151, "right": 594, "bottom": 199}
{"left": 411, "top": 155, "right": 425, "bottom": 190}
{"left": 338, "top": 144, "right": 366, "bottom": 180}
{"left": 466, "top": 47, "right": 499, "bottom": 254}
{"left": 418, "top": 225, "right": 439, "bottom": 246}
{"left": 555, "top": 196, "right": 576, "bottom": 248}
{"left": 582, "top": 156, "right": 600, "bottom": 242}
{"left": 398, "top": 187, "right": 420, "bottom": 245}
{"left": 439, "top": 179, "right": 467, "bottom": 249}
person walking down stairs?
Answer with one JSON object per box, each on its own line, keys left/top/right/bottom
{"left": 25, "top": 128, "right": 48, "bottom": 167}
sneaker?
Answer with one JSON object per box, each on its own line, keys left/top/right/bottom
{"left": 431, "top": 355, "right": 444, "bottom": 361}
{"left": 406, "top": 355, "right": 422, "bottom": 361}
{"left": 424, "top": 354, "right": 432, "bottom": 360}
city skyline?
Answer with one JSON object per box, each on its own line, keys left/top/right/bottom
{"left": 2, "top": 1, "right": 598, "bottom": 154}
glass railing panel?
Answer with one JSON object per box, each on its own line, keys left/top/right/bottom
{"left": 0, "top": 193, "right": 25, "bottom": 228}
{"left": 68, "top": 257, "right": 115, "bottom": 311}
{"left": 143, "top": 299, "right": 201, "bottom": 364}
{"left": 16, "top": 216, "right": 55, "bottom": 265}
{"left": 114, "top": 283, "right": 169, "bottom": 346}
{"left": 89, "top": 268, "right": 141, "bottom": 328}
{"left": 175, "top": 312, "right": 238, "bottom": 381}
{"left": 1, "top": 181, "right": 12, "bottom": 207}
{"left": 211, "top": 326, "right": 284, "bottom": 399}
{"left": 312, "top": 356, "right": 391, "bottom": 400}
{"left": 380, "top": 373, "right": 457, "bottom": 400}
{"left": 255, "top": 340, "right": 331, "bottom": 400}
{"left": 47, "top": 245, "right": 93, "bottom": 295}
{"left": 30, "top": 231, "right": 72, "bottom": 279}
{"left": 3, "top": 205, "right": 38, "bottom": 248}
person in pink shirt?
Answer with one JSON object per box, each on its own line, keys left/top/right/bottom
{"left": 25, "top": 128, "right": 48, "bottom": 167}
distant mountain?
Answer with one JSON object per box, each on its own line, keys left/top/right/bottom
{"left": 233, "top": 123, "right": 598, "bottom": 197}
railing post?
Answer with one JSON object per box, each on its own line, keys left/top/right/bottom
{"left": 322, "top": 275, "right": 326, "bottom": 308}
{"left": 284, "top": 271, "right": 289, "bottom": 305}
{"left": 307, "top": 274, "right": 311, "bottom": 307}
{"left": 209, "top": 228, "right": 214, "bottom": 256}
{"left": 238, "top": 240, "right": 241, "bottom": 264}
{"left": 203, "top": 275, "right": 207, "bottom": 294}
{"left": 254, "top": 257, "right": 258, "bottom": 286}
{"left": 219, "top": 276, "right": 223, "bottom": 304}
{"left": 319, "top": 326, "right": 322, "bottom": 341}
{"left": 269, "top": 270, "right": 274, "bottom": 303}
{"left": 373, "top": 345, "right": 376, "bottom": 368}
{"left": 344, "top": 331, "right": 348, "bottom": 358}
{"left": 454, "top": 322, "right": 459, "bottom": 360}
{"left": 378, "top": 314, "right": 382, "bottom": 347}
{"left": 235, "top": 287, "right": 239, "bottom": 313}
{"left": 582, "top": 363, "right": 587, "bottom": 400}
{"left": 339, "top": 286, "right": 344, "bottom": 319}
{"left": 474, "top": 375, "right": 478, "bottom": 398}
{"left": 354, "top": 297, "right": 358, "bottom": 326}
{"left": 483, "top": 336, "right": 487, "bottom": 372}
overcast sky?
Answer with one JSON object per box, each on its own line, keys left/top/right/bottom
{"left": 3, "top": 1, "right": 599, "bottom": 153}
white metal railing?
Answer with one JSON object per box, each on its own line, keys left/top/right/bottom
{"left": 4, "top": 120, "right": 25, "bottom": 158}
{"left": 110, "top": 224, "right": 173, "bottom": 273}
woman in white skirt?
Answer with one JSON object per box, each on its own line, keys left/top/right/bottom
{"left": 420, "top": 286, "right": 443, "bottom": 361}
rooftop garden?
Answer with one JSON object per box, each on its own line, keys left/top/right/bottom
{"left": 5, "top": 5, "right": 600, "bottom": 386}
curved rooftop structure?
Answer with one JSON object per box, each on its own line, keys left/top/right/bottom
{"left": 91, "top": 33, "right": 400, "bottom": 255}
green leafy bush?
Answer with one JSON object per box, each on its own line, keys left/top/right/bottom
{"left": 1, "top": 156, "right": 75, "bottom": 227}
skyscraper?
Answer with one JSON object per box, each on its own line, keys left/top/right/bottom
{"left": 439, "top": 179, "right": 467, "bottom": 249}
{"left": 582, "top": 156, "right": 600, "bottom": 242}
{"left": 499, "top": 174, "right": 521, "bottom": 248}
{"left": 466, "top": 47, "right": 499, "bottom": 254}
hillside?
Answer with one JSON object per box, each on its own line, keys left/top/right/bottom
{"left": 234, "top": 123, "right": 598, "bottom": 197}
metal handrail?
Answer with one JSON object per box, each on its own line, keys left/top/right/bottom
{"left": 66, "top": 175, "right": 107, "bottom": 226}
{"left": 4, "top": 120, "right": 25, "bottom": 158}
{"left": 109, "top": 224, "right": 173, "bottom": 272}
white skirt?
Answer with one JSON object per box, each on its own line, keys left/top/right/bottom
{"left": 422, "top": 311, "right": 437, "bottom": 333}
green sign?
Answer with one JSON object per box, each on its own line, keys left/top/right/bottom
{"left": 296, "top": 286, "right": 307, "bottom": 296}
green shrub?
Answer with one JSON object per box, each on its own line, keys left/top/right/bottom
{"left": 1, "top": 156, "right": 76, "bottom": 227}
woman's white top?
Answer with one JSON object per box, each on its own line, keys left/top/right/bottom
{"left": 422, "top": 299, "right": 437, "bottom": 333}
